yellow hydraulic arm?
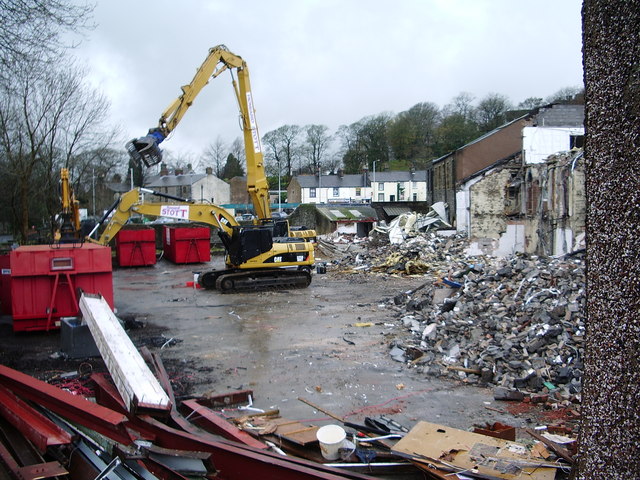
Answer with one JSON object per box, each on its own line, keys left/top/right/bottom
{"left": 86, "top": 187, "right": 315, "bottom": 276}
{"left": 128, "top": 45, "right": 272, "bottom": 221}
{"left": 88, "top": 188, "right": 237, "bottom": 246}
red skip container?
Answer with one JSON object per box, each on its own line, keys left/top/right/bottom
{"left": 10, "top": 244, "right": 114, "bottom": 332}
{"left": 162, "top": 225, "right": 210, "bottom": 264}
{"left": 116, "top": 226, "right": 156, "bottom": 267}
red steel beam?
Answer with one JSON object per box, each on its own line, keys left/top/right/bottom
{"left": 90, "top": 373, "right": 128, "bottom": 414}
{"left": 0, "top": 385, "right": 72, "bottom": 452}
{"left": 180, "top": 399, "right": 267, "bottom": 450}
{"left": 196, "top": 389, "right": 254, "bottom": 408}
{"left": 0, "top": 441, "right": 68, "bottom": 480}
{"left": 0, "top": 365, "right": 132, "bottom": 445}
{"left": 136, "top": 415, "right": 375, "bottom": 480}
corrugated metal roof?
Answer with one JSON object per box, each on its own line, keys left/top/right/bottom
{"left": 382, "top": 205, "right": 411, "bottom": 216}
{"left": 317, "top": 205, "right": 377, "bottom": 222}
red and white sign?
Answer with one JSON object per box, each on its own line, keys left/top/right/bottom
{"left": 160, "top": 205, "right": 189, "bottom": 220}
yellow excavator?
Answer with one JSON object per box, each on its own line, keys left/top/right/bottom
{"left": 89, "top": 45, "right": 315, "bottom": 292}
{"left": 56, "top": 167, "right": 81, "bottom": 242}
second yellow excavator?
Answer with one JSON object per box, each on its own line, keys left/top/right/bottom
{"left": 90, "top": 45, "right": 315, "bottom": 292}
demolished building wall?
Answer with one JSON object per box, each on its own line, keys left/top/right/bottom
{"left": 464, "top": 150, "right": 585, "bottom": 257}
{"left": 469, "top": 167, "right": 525, "bottom": 256}
{"left": 525, "top": 151, "right": 586, "bottom": 256}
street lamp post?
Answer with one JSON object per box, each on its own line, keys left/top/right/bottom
{"left": 278, "top": 158, "right": 282, "bottom": 212}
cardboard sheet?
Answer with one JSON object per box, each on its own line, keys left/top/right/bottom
{"left": 391, "top": 421, "right": 557, "bottom": 480}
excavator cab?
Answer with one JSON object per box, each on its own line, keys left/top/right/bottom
{"left": 126, "top": 135, "right": 163, "bottom": 167}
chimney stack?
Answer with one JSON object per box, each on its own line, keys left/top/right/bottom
{"left": 205, "top": 167, "right": 213, "bottom": 175}
{"left": 160, "top": 162, "right": 169, "bottom": 176}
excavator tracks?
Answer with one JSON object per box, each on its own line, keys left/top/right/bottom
{"left": 198, "top": 268, "right": 311, "bottom": 293}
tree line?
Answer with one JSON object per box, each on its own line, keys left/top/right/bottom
{"left": 201, "top": 86, "right": 581, "bottom": 191}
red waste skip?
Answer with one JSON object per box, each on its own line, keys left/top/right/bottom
{"left": 0, "top": 253, "right": 11, "bottom": 315}
{"left": 10, "top": 244, "right": 114, "bottom": 332}
{"left": 162, "top": 225, "right": 210, "bottom": 264}
{"left": 115, "top": 226, "right": 156, "bottom": 267}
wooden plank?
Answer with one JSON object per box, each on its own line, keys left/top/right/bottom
{"left": 80, "top": 293, "right": 171, "bottom": 415}
{"left": 269, "top": 418, "right": 319, "bottom": 446}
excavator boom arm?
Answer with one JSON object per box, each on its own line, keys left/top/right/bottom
{"left": 129, "top": 45, "right": 271, "bottom": 220}
{"left": 89, "top": 188, "right": 238, "bottom": 245}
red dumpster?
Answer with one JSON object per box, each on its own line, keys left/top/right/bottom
{"left": 0, "top": 253, "right": 11, "bottom": 315}
{"left": 10, "top": 244, "right": 113, "bottom": 332}
{"left": 162, "top": 225, "right": 210, "bottom": 264}
{"left": 115, "top": 226, "right": 156, "bottom": 267}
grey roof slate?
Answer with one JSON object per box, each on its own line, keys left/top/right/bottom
{"left": 295, "top": 174, "right": 368, "bottom": 188}
{"left": 145, "top": 173, "right": 207, "bottom": 188}
{"left": 371, "top": 171, "right": 428, "bottom": 182}
{"left": 294, "top": 170, "right": 428, "bottom": 188}
{"left": 316, "top": 205, "right": 377, "bottom": 222}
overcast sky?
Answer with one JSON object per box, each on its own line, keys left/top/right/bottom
{"left": 74, "top": 0, "right": 584, "bottom": 164}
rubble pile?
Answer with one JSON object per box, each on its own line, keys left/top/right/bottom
{"left": 332, "top": 231, "right": 472, "bottom": 275}
{"left": 388, "top": 253, "right": 586, "bottom": 395}
{"left": 327, "top": 228, "right": 586, "bottom": 395}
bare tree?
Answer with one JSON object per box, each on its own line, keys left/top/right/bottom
{"left": 302, "top": 124, "right": 332, "bottom": 174}
{"left": 577, "top": 1, "right": 640, "bottom": 478}
{"left": 202, "top": 135, "right": 227, "bottom": 177}
{"left": 443, "top": 92, "right": 476, "bottom": 121}
{"left": 475, "top": 93, "right": 512, "bottom": 133}
{"left": 230, "top": 137, "right": 245, "bottom": 169}
{"left": 0, "top": 61, "right": 112, "bottom": 241}
{"left": 546, "top": 85, "right": 585, "bottom": 104}
{"left": 0, "top": 0, "right": 93, "bottom": 82}
{"left": 517, "top": 97, "right": 545, "bottom": 110}
{"left": 262, "top": 125, "right": 301, "bottom": 177}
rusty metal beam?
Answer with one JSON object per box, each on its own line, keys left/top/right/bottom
{"left": 137, "top": 415, "right": 376, "bottom": 480}
{"left": 180, "top": 399, "right": 267, "bottom": 450}
{"left": 90, "top": 373, "right": 128, "bottom": 414}
{"left": 0, "top": 365, "right": 132, "bottom": 445}
{"left": 0, "top": 440, "right": 67, "bottom": 480}
{"left": 0, "top": 385, "right": 72, "bottom": 452}
{"left": 140, "top": 457, "right": 193, "bottom": 480}
{"left": 196, "top": 389, "right": 254, "bottom": 408}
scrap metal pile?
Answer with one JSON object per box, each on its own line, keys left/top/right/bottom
{"left": 327, "top": 222, "right": 586, "bottom": 399}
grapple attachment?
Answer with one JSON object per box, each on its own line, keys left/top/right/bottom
{"left": 126, "top": 135, "right": 163, "bottom": 167}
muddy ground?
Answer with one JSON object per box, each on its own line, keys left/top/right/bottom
{"left": 0, "top": 250, "right": 562, "bottom": 441}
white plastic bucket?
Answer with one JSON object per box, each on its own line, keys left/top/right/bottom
{"left": 316, "top": 424, "right": 346, "bottom": 460}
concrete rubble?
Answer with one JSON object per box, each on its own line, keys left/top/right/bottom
{"left": 325, "top": 221, "right": 586, "bottom": 401}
